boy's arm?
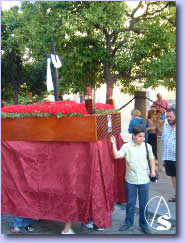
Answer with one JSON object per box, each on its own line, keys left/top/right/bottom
{"left": 120, "top": 133, "right": 124, "bottom": 141}
{"left": 148, "top": 144, "right": 156, "bottom": 176}
{"left": 150, "top": 159, "right": 156, "bottom": 177}
{"left": 110, "top": 136, "right": 124, "bottom": 159}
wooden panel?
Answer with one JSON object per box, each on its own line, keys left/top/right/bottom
{"left": 1, "top": 116, "right": 97, "bottom": 142}
{"left": 1, "top": 113, "right": 121, "bottom": 142}
{"left": 96, "top": 113, "right": 121, "bottom": 140}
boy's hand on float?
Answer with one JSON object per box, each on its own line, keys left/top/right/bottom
{"left": 110, "top": 135, "right": 116, "bottom": 145}
{"left": 120, "top": 133, "right": 124, "bottom": 141}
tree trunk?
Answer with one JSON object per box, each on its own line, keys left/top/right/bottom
{"left": 104, "top": 61, "right": 115, "bottom": 100}
{"left": 106, "top": 82, "right": 114, "bottom": 100}
{"left": 134, "top": 91, "right": 147, "bottom": 119}
{"left": 80, "top": 93, "right": 85, "bottom": 103}
{"left": 92, "top": 88, "right": 96, "bottom": 101}
{"left": 13, "top": 52, "right": 22, "bottom": 104}
{"left": 12, "top": 80, "right": 19, "bottom": 104}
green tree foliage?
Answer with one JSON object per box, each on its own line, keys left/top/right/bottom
{"left": 1, "top": 7, "right": 24, "bottom": 104}
{"left": 1, "top": 7, "right": 47, "bottom": 104}
{"left": 2, "top": 1, "right": 176, "bottom": 103}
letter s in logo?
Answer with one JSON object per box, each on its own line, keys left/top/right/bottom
{"left": 144, "top": 196, "right": 172, "bottom": 231}
{"left": 156, "top": 214, "right": 172, "bottom": 231}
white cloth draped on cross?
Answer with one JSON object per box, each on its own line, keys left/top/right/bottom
{"left": 46, "top": 54, "right": 62, "bottom": 91}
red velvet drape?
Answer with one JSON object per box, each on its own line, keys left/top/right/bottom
{"left": 1, "top": 134, "right": 126, "bottom": 228}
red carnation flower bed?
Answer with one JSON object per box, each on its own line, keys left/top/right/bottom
{"left": 1, "top": 101, "right": 116, "bottom": 119}
{"left": 2, "top": 101, "right": 120, "bottom": 142}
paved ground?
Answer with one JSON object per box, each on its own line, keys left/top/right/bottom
{"left": 1, "top": 172, "right": 176, "bottom": 235}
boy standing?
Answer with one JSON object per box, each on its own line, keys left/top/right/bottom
{"left": 110, "top": 125, "right": 156, "bottom": 234}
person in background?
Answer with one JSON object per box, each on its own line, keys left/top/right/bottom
{"left": 61, "top": 222, "right": 75, "bottom": 234}
{"left": 83, "top": 220, "right": 104, "bottom": 231}
{"left": 155, "top": 110, "right": 165, "bottom": 136}
{"left": 162, "top": 108, "right": 176, "bottom": 202}
{"left": 151, "top": 93, "right": 169, "bottom": 121}
{"left": 146, "top": 110, "right": 158, "bottom": 171}
{"left": 10, "top": 216, "right": 35, "bottom": 233}
{"left": 110, "top": 125, "right": 156, "bottom": 234}
{"left": 155, "top": 110, "right": 165, "bottom": 172}
{"left": 128, "top": 109, "right": 148, "bottom": 142}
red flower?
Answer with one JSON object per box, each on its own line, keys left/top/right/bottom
{"left": 1, "top": 101, "right": 114, "bottom": 117}
{"left": 95, "top": 103, "right": 114, "bottom": 110}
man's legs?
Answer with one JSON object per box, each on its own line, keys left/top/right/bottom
{"left": 11, "top": 216, "right": 34, "bottom": 233}
{"left": 12, "top": 216, "right": 24, "bottom": 228}
{"left": 21, "top": 217, "right": 34, "bottom": 227}
{"left": 12, "top": 216, "right": 33, "bottom": 228}
{"left": 164, "top": 160, "right": 176, "bottom": 201}
{"left": 171, "top": 176, "right": 176, "bottom": 195}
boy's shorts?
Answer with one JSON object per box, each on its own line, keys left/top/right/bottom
{"left": 164, "top": 160, "right": 176, "bottom": 176}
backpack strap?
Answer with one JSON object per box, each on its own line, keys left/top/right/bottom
{"left": 145, "top": 142, "right": 151, "bottom": 173}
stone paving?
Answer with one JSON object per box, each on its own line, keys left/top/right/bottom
{"left": 1, "top": 206, "right": 176, "bottom": 235}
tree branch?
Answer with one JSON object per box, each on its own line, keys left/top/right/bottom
{"left": 140, "top": 2, "right": 169, "bottom": 18}
{"left": 111, "top": 38, "right": 129, "bottom": 58}
{"left": 111, "top": 31, "right": 119, "bottom": 45}
{"left": 114, "top": 73, "right": 145, "bottom": 80}
{"left": 160, "top": 16, "right": 176, "bottom": 27}
{"left": 131, "top": 1, "right": 143, "bottom": 18}
{"left": 110, "top": 2, "right": 171, "bottom": 57}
